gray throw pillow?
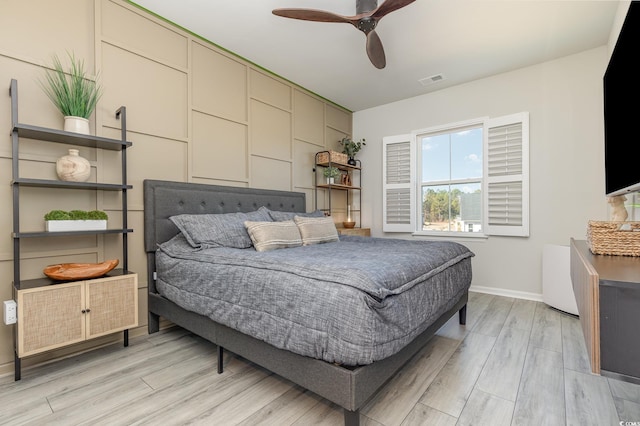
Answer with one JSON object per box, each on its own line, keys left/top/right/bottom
{"left": 170, "top": 206, "right": 271, "bottom": 249}
{"left": 268, "top": 209, "right": 324, "bottom": 222}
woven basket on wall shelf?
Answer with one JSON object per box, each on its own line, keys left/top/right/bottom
{"left": 587, "top": 220, "right": 640, "bottom": 256}
{"left": 317, "top": 151, "right": 348, "bottom": 166}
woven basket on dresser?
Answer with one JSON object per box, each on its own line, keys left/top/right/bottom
{"left": 587, "top": 220, "right": 640, "bottom": 256}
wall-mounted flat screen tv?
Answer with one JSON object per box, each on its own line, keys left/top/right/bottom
{"left": 604, "top": 2, "right": 640, "bottom": 197}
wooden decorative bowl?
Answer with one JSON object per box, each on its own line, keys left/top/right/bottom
{"left": 43, "top": 259, "right": 119, "bottom": 281}
{"left": 343, "top": 221, "right": 356, "bottom": 229}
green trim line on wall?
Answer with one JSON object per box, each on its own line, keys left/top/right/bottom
{"left": 126, "top": 1, "right": 352, "bottom": 113}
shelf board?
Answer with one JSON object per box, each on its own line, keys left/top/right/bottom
{"left": 14, "top": 229, "right": 133, "bottom": 239}
{"left": 14, "top": 269, "right": 136, "bottom": 291}
{"left": 316, "top": 162, "right": 361, "bottom": 171}
{"left": 317, "top": 184, "right": 361, "bottom": 190}
{"left": 13, "top": 178, "right": 131, "bottom": 191}
{"left": 13, "top": 123, "right": 131, "bottom": 150}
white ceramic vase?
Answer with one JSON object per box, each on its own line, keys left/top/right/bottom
{"left": 56, "top": 149, "right": 91, "bottom": 182}
{"left": 63, "top": 116, "right": 90, "bottom": 135}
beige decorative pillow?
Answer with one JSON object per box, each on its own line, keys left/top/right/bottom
{"left": 244, "top": 220, "right": 302, "bottom": 252}
{"left": 294, "top": 216, "right": 339, "bottom": 245}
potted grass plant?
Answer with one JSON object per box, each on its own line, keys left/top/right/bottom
{"left": 45, "top": 209, "right": 108, "bottom": 232}
{"left": 323, "top": 166, "right": 341, "bottom": 184}
{"left": 40, "top": 52, "right": 103, "bottom": 135}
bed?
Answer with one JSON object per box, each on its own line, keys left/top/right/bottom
{"left": 144, "top": 179, "right": 473, "bottom": 425}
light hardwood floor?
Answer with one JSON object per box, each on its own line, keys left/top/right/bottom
{"left": 1, "top": 291, "right": 639, "bottom": 425}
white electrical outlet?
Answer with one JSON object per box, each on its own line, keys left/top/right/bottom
{"left": 3, "top": 300, "right": 17, "bottom": 325}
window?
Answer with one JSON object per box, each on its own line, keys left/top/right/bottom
{"left": 419, "top": 124, "right": 483, "bottom": 233}
{"left": 383, "top": 112, "right": 529, "bottom": 237}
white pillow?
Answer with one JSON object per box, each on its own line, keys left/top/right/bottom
{"left": 244, "top": 220, "right": 302, "bottom": 252}
{"left": 294, "top": 216, "right": 339, "bottom": 246}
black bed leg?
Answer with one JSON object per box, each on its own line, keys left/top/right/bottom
{"left": 459, "top": 304, "right": 467, "bottom": 325}
{"left": 344, "top": 409, "right": 359, "bottom": 426}
{"left": 217, "top": 346, "right": 224, "bottom": 374}
{"left": 148, "top": 312, "right": 160, "bottom": 334}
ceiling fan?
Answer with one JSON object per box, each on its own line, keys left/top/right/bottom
{"left": 272, "top": 0, "right": 416, "bottom": 69}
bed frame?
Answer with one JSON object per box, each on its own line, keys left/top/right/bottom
{"left": 143, "top": 179, "right": 468, "bottom": 426}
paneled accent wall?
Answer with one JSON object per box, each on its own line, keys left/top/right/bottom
{"left": 0, "top": 0, "right": 351, "bottom": 374}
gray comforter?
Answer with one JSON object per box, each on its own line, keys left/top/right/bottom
{"left": 156, "top": 234, "right": 474, "bottom": 365}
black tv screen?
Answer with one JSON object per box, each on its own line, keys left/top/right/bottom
{"left": 604, "top": 2, "right": 640, "bottom": 196}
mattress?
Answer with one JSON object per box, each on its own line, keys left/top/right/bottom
{"left": 156, "top": 234, "right": 473, "bottom": 365}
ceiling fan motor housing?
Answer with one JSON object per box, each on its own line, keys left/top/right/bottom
{"left": 357, "top": 17, "right": 377, "bottom": 33}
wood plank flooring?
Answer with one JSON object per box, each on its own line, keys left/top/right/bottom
{"left": 1, "top": 291, "right": 639, "bottom": 425}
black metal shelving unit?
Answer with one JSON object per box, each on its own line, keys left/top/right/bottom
{"left": 313, "top": 150, "right": 362, "bottom": 226}
{"left": 9, "top": 78, "right": 134, "bottom": 380}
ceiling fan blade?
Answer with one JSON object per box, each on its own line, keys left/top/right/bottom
{"left": 366, "top": 30, "right": 386, "bottom": 69}
{"left": 272, "top": 8, "right": 354, "bottom": 24}
{"left": 371, "top": 0, "right": 416, "bottom": 20}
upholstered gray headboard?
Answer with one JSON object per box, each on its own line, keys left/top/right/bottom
{"left": 143, "top": 179, "right": 307, "bottom": 253}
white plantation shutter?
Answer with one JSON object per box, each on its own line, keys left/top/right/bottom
{"left": 383, "top": 134, "right": 415, "bottom": 232}
{"left": 483, "top": 112, "right": 529, "bottom": 236}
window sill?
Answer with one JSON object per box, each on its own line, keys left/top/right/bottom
{"left": 411, "top": 231, "right": 488, "bottom": 240}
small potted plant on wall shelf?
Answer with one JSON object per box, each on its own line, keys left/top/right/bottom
{"left": 339, "top": 137, "right": 366, "bottom": 165}
{"left": 45, "top": 209, "right": 108, "bottom": 232}
{"left": 323, "top": 166, "right": 341, "bottom": 184}
{"left": 39, "top": 52, "right": 103, "bottom": 135}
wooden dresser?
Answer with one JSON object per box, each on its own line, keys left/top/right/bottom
{"left": 569, "top": 238, "right": 640, "bottom": 383}
{"left": 337, "top": 227, "right": 371, "bottom": 237}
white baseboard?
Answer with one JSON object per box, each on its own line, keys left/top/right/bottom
{"left": 469, "top": 285, "right": 543, "bottom": 302}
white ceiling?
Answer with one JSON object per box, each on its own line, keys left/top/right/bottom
{"left": 131, "top": 0, "right": 620, "bottom": 112}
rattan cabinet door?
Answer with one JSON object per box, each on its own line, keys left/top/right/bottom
{"left": 85, "top": 274, "right": 138, "bottom": 339}
{"left": 17, "top": 282, "right": 85, "bottom": 357}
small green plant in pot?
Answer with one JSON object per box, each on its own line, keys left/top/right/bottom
{"left": 45, "top": 209, "right": 108, "bottom": 232}
{"left": 323, "top": 166, "right": 341, "bottom": 184}
{"left": 44, "top": 210, "right": 72, "bottom": 221}
{"left": 339, "top": 137, "right": 366, "bottom": 165}
{"left": 39, "top": 52, "right": 103, "bottom": 134}
{"left": 86, "top": 210, "right": 108, "bottom": 220}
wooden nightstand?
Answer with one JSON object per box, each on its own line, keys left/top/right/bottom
{"left": 337, "top": 227, "right": 371, "bottom": 237}
{"left": 14, "top": 272, "right": 138, "bottom": 358}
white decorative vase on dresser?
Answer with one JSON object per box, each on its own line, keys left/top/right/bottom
{"left": 56, "top": 148, "right": 91, "bottom": 182}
